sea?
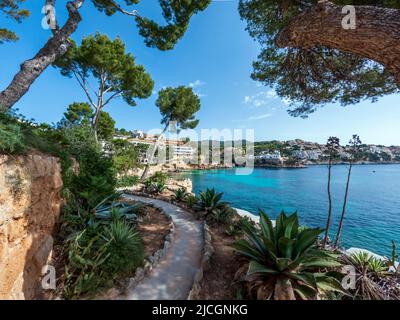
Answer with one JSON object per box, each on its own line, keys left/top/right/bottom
{"left": 179, "top": 165, "right": 400, "bottom": 256}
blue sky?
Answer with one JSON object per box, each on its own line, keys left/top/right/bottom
{"left": 1, "top": 0, "right": 400, "bottom": 145}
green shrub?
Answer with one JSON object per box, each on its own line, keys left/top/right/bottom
{"left": 208, "top": 205, "right": 236, "bottom": 225}
{"left": 116, "top": 175, "right": 140, "bottom": 188}
{"left": 63, "top": 214, "right": 144, "bottom": 299}
{"left": 341, "top": 251, "right": 388, "bottom": 300}
{"left": 234, "top": 210, "right": 344, "bottom": 300}
{"left": 100, "top": 220, "right": 144, "bottom": 276}
{"left": 196, "top": 188, "right": 228, "bottom": 218}
{"left": 0, "top": 122, "right": 26, "bottom": 153}
{"left": 185, "top": 194, "right": 197, "bottom": 208}
{"left": 148, "top": 171, "right": 168, "bottom": 184}
{"left": 174, "top": 187, "right": 188, "bottom": 201}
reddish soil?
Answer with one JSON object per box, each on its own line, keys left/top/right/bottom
{"left": 195, "top": 224, "right": 244, "bottom": 300}
{"left": 137, "top": 205, "right": 171, "bottom": 257}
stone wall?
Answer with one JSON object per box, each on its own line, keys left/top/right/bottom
{"left": 0, "top": 153, "right": 63, "bottom": 299}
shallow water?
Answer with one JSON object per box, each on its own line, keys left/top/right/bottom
{"left": 180, "top": 165, "right": 400, "bottom": 256}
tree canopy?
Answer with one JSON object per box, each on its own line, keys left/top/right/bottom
{"left": 54, "top": 33, "right": 153, "bottom": 139}
{"left": 92, "top": 0, "right": 212, "bottom": 50}
{"left": 61, "top": 102, "right": 116, "bottom": 141}
{"left": 0, "top": 0, "right": 29, "bottom": 43}
{"left": 156, "top": 86, "right": 201, "bottom": 131}
{"left": 239, "top": 0, "right": 400, "bottom": 117}
{"left": 0, "top": 0, "right": 211, "bottom": 110}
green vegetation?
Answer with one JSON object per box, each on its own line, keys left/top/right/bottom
{"left": 144, "top": 172, "right": 169, "bottom": 195}
{"left": 116, "top": 175, "right": 140, "bottom": 188}
{"left": 239, "top": 0, "right": 400, "bottom": 117}
{"left": 112, "top": 139, "right": 142, "bottom": 175}
{"left": 234, "top": 211, "right": 344, "bottom": 300}
{"left": 54, "top": 33, "right": 154, "bottom": 141}
{"left": 195, "top": 188, "right": 236, "bottom": 224}
{"left": 0, "top": 0, "right": 29, "bottom": 44}
{"left": 341, "top": 251, "right": 389, "bottom": 300}
{"left": 174, "top": 188, "right": 188, "bottom": 202}
{"left": 64, "top": 211, "right": 144, "bottom": 299}
{"left": 141, "top": 86, "right": 201, "bottom": 181}
{"left": 185, "top": 194, "right": 198, "bottom": 209}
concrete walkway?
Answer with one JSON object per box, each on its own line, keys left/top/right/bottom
{"left": 121, "top": 195, "right": 204, "bottom": 300}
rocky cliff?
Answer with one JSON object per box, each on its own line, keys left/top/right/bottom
{"left": 0, "top": 153, "right": 63, "bottom": 299}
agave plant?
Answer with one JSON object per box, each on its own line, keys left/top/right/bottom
{"left": 174, "top": 187, "right": 188, "bottom": 201}
{"left": 197, "top": 188, "right": 228, "bottom": 217}
{"left": 234, "top": 210, "right": 344, "bottom": 300}
{"left": 341, "top": 251, "right": 389, "bottom": 300}
{"left": 185, "top": 194, "right": 198, "bottom": 208}
{"left": 93, "top": 193, "right": 141, "bottom": 222}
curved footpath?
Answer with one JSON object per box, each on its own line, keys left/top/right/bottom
{"left": 121, "top": 195, "right": 204, "bottom": 300}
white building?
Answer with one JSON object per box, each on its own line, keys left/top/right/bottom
{"left": 132, "top": 130, "right": 145, "bottom": 139}
{"left": 172, "top": 145, "right": 195, "bottom": 157}
{"left": 292, "top": 150, "right": 308, "bottom": 160}
{"left": 255, "top": 150, "right": 282, "bottom": 161}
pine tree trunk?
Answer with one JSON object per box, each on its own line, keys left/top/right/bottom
{"left": 335, "top": 163, "right": 353, "bottom": 248}
{"left": 323, "top": 159, "right": 333, "bottom": 247}
{"left": 276, "top": 2, "right": 400, "bottom": 84}
{"left": 0, "top": 2, "right": 84, "bottom": 110}
{"left": 140, "top": 124, "right": 168, "bottom": 182}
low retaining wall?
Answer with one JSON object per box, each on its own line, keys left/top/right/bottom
{"left": 187, "top": 222, "right": 214, "bottom": 300}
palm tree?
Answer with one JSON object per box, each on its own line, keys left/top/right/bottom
{"left": 334, "top": 135, "right": 362, "bottom": 247}
{"left": 323, "top": 136, "right": 340, "bottom": 248}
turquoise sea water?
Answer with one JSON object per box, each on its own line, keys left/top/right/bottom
{"left": 180, "top": 165, "right": 400, "bottom": 256}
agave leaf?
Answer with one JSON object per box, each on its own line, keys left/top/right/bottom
{"left": 298, "top": 254, "right": 342, "bottom": 269}
{"left": 284, "top": 215, "right": 298, "bottom": 239}
{"left": 315, "top": 274, "right": 348, "bottom": 295}
{"left": 292, "top": 282, "right": 318, "bottom": 300}
{"left": 247, "top": 260, "right": 279, "bottom": 276}
{"left": 241, "top": 218, "right": 266, "bottom": 255}
{"left": 233, "top": 239, "right": 264, "bottom": 262}
{"left": 275, "top": 211, "right": 287, "bottom": 241}
{"left": 276, "top": 258, "right": 291, "bottom": 271}
{"left": 293, "top": 228, "right": 324, "bottom": 257}
{"left": 259, "top": 209, "right": 274, "bottom": 242}
{"left": 278, "top": 237, "right": 294, "bottom": 259}
{"left": 288, "top": 272, "right": 318, "bottom": 291}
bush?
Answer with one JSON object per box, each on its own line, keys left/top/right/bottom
{"left": 208, "top": 205, "right": 236, "bottom": 225}
{"left": 185, "top": 194, "right": 197, "bottom": 208}
{"left": 234, "top": 210, "right": 344, "bottom": 300}
{"left": 64, "top": 213, "right": 144, "bottom": 299}
{"left": 174, "top": 187, "right": 188, "bottom": 201}
{"left": 341, "top": 251, "right": 390, "bottom": 300}
{"left": 144, "top": 172, "right": 168, "bottom": 194}
{"left": 117, "top": 175, "right": 140, "bottom": 188}
{"left": 0, "top": 122, "right": 26, "bottom": 153}
{"left": 196, "top": 188, "right": 228, "bottom": 218}
{"left": 100, "top": 220, "right": 144, "bottom": 276}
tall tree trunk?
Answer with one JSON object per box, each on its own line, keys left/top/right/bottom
{"left": 0, "top": 1, "right": 84, "bottom": 111}
{"left": 323, "top": 159, "right": 333, "bottom": 248}
{"left": 335, "top": 162, "right": 353, "bottom": 248}
{"left": 140, "top": 124, "right": 168, "bottom": 182}
{"left": 276, "top": 1, "right": 400, "bottom": 84}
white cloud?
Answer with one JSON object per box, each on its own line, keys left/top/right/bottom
{"left": 232, "top": 113, "right": 272, "bottom": 122}
{"left": 189, "top": 80, "right": 204, "bottom": 88}
{"left": 247, "top": 113, "right": 272, "bottom": 121}
{"left": 243, "top": 89, "right": 291, "bottom": 108}
{"left": 242, "top": 89, "right": 277, "bottom": 107}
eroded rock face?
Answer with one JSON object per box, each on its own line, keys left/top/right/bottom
{"left": 0, "top": 154, "right": 63, "bottom": 300}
